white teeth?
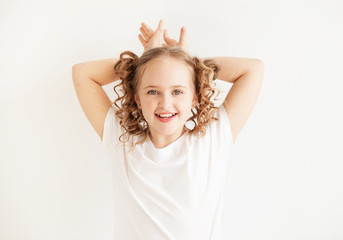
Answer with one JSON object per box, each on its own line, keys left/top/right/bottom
{"left": 156, "top": 113, "right": 176, "bottom": 118}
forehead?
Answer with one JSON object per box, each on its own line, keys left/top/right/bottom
{"left": 139, "top": 57, "right": 194, "bottom": 88}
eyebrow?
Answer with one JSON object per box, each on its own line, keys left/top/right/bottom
{"left": 143, "top": 85, "right": 188, "bottom": 90}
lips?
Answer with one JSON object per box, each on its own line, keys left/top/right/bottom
{"left": 155, "top": 113, "right": 177, "bottom": 118}
{"left": 155, "top": 113, "right": 178, "bottom": 122}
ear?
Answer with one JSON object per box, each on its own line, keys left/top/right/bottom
{"left": 134, "top": 94, "right": 141, "bottom": 109}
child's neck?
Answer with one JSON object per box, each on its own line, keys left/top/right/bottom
{"left": 149, "top": 129, "right": 187, "bottom": 149}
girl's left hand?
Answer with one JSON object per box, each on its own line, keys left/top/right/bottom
{"left": 138, "top": 19, "right": 165, "bottom": 54}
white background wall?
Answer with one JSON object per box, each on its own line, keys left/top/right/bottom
{"left": 1, "top": 0, "right": 342, "bottom": 239}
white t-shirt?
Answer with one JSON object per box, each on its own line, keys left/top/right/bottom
{"left": 102, "top": 104, "right": 235, "bottom": 240}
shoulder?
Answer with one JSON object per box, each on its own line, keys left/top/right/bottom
{"left": 207, "top": 104, "right": 235, "bottom": 145}
{"left": 101, "top": 104, "right": 122, "bottom": 148}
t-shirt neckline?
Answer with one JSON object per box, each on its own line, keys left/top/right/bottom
{"left": 147, "top": 131, "right": 189, "bottom": 152}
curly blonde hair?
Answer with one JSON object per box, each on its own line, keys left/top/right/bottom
{"left": 113, "top": 46, "right": 221, "bottom": 149}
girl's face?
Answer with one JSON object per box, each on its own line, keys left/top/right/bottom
{"left": 134, "top": 56, "right": 197, "bottom": 145}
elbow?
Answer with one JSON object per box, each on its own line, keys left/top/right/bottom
{"left": 72, "top": 63, "right": 82, "bottom": 72}
{"left": 72, "top": 64, "right": 79, "bottom": 74}
{"left": 253, "top": 58, "right": 264, "bottom": 69}
{"left": 243, "top": 58, "right": 264, "bottom": 78}
{"left": 252, "top": 58, "right": 264, "bottom": 77}
{"left": 257, "top": 58, "right": 264, "bottom": 69}
{"left": 72, "top": 64, "right": 84, "bottom": 82}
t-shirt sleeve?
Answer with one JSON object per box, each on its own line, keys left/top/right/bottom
{"left": 214, "top": 104, "right": 236, "bottom": 147}
{"left": 101, "top": 104, "right": 121, "bottom": 149}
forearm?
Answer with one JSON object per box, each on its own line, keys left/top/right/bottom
{"left": 203, "top": 56, "right": 263, "bottom": 83}
{"left": 73, "top": 58, "right": 121, "bottom": 86}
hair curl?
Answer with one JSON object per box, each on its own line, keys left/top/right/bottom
{"left": 113, "top": 46, "right": 221, "bottom": 149}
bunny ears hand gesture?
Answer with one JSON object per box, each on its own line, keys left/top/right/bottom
{"left": 138, "top": 19, "right": 188, "bottom": 54}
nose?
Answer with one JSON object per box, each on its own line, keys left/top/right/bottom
{"left": 158, "top": 93, "right": 172, "bottom": 108}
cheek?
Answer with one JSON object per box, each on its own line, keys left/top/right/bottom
{"left": 141, "top": 97, "right": 156, "bottom": 112}
{"left": 178, "top": 96, "right": 193, "bottom": 111}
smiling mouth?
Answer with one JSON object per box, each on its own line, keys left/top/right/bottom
{"left": 155, "top": 113, "right": 177, "bottom": 118}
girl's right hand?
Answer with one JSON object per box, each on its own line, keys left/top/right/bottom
{"left": 138, "top": 19, "right": 165, "bottom": 54}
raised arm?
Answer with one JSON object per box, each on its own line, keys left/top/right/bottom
{"left": 72, "top": 58, "right": 120, "bottom": 140}
{"left": 205, "top": 56, "right": 264, "bottom": 144}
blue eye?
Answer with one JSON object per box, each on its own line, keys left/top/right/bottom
{"left": 148, "top": 90, "right": 158, "bottom": 95}
{"left": 148, "top": 90, "right": 157, "bottom": 95}
{"left": 174, "top": 90, "right": 183, "bottom": 95}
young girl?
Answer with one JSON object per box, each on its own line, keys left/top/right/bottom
{"left": 72, "top": 19, "right": 263, "bottom": 240}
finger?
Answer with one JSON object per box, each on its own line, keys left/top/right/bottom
{"left": 155, "top": 19, "right": 164, "bottom": 32}
{"left": 140, "top": 26, "right": 151, "bottom": 40}
{"left": 179, "top": 26, "right": 187, "bottom": 46}
{"left": 138, "top": 34, "right": 147, "bottom": 47}
{"left": 153, "top": 19, "right": 164, "bottom": 44}
{"left": 141, "top": 22, "right": 154, "bottom": 37}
